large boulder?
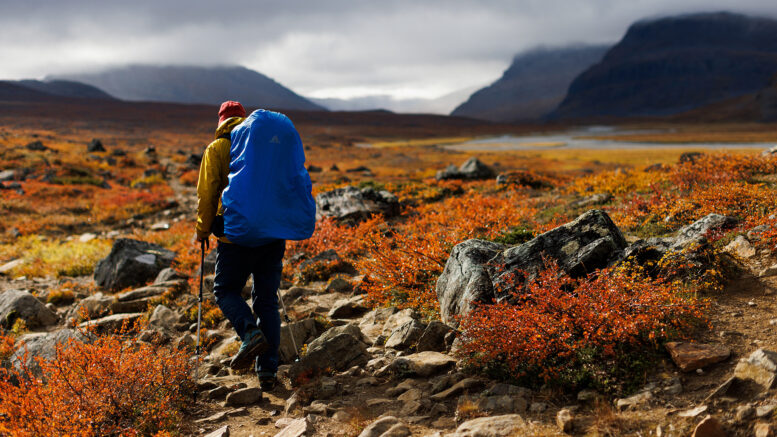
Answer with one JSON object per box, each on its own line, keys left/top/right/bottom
{"left": 279, "top": 318, "right": 318, "bottom": 363}
{"left": 436, "top": 210, "right": 626, "bottom": 325}
{"left": 288, "top": 325, "right": 369, "bottom": 384}
{"left": 94, "top": 239, "right": 176, "bottom": 291}
{"left": 450, "top": 414, "right": 527, "bottom": 437}
{"left": 9, "top": 329, "right": 88, "bottom": 375}
{"left": 0, "top": 289, "right": 59, "bottom": 329}
{"left": 436, "top": 157, "right": 496, "bottom": 181}
{"left": 436, "top": 240, "right": 504, "bottom": 326}
{"left": 315, "top": 186, "right": 400, "bottom": 224}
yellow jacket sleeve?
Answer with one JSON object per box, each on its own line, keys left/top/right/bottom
{"left": 196, "top": 139, "right": 230, "bottom": 239}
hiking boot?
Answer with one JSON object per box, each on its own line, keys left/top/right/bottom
{"left": 258, "top": 374, "right": 277, "bottom": 391}
{"left": 229, "top": 328, "right": 269, "bottom": 371}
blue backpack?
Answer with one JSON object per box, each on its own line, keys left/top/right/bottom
{"left": 221, "top": 110, "right": 316, "bottom": 247}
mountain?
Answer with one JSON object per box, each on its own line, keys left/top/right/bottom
{"left": 552, "top": 12, "right": 777, "bottom": 119}
{"left": 312, "top": 87, "right": 477, "bottom": 114}
{"left": 52, "top": 65, "right": 324, "bottom": 111}
{"left": 451, "top": 45, "right": 610, "bottom": 122}
{"left": 0, "top": 80, "right": 114, "bottom": 101}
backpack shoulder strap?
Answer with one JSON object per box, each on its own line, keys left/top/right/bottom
{"left": 217, "top": 132, "right": 231, "bottom": 141}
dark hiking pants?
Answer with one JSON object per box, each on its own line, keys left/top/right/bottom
{"left": 213, "top": 239, "right": 285, "bottom": 376}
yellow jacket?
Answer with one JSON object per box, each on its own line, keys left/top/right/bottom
{"left": 196, "top": 116, "right": 245, "bottom": 242}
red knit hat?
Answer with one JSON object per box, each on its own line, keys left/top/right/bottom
{"left": 218, "top": 101, "right": 246, "bottom": 125}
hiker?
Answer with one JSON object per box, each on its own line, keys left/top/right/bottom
{"left": 195, "top": 101, "right": 315, "bottom": 390}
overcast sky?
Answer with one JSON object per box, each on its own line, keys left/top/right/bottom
{"left": 2, "top": 1, "right": 776, "bottom": 100}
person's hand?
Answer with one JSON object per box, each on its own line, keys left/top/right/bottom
{"left": 193, "top": 233, "right": 210, "bottom": 251}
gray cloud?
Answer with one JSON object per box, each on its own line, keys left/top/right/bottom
{"left": 2, "top": 0, "right": 777, "bottom": 99}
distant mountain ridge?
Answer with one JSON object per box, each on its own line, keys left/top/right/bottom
{"left": 313, "top": 87, "right": 478, "bottom": 114}
{"left": 0, "top": 79, "right": 114, "bottom": 101}
{"left": 52, "top": 65, "right": 324, "bottom": 111}
{"left": 451, "top": 45, "right": 610, "bottom": 122}
{"left": 552, "top": 12, "right": 777, "bottom": 119}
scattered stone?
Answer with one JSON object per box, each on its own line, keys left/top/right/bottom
{"left": 735, "top": 405, "right": 755, "bottom": 421}
{"left": 431, "top": 378, "right": 484, "bottom": 401}
{"left": 691, "top": 415, "right": 725, "bottom": 437}
{"left": 315, "top": 186, "right": 400, "bottom": 224}
{"left": 116, "top": 285, "right": 168, "bottom": 302}
{"left": 756, "top": 403, "right": 777, "bottom": 418}
{"left": 616, "top": 391, "right": 652, "bottom": 411}
{"left": 436, "top": 157, "right": 495, "bottom": 181}
{"left": 25, "top": 140, "right": 48, "bottom": 151}
{"left": 326, "top": 277, "right": 354, "bottom": 293}
{"left": 195, "top": 412, "right": 228, "bottom": 424}
{"left": 391, "top": 351, "right": 457, "bottom": 377}
{"left": 87, "top": 138, "right": 105, "bottom": 152}
{"left": 288, "top": 326, "right": 369, "bottom": 384}
{"left": 0, "top": 259, "right": 24, "bottom": 275}
{"left": 755, "top": 423, "right": 774, "bottom": 437}
{"left": 385, "top": 319, "right": 426, "bottom": 350}
{"left": 207, "top": 386, "right": 230, "bottom": 400}
{"left": 94, "top": 239, "right": 176, "bottom": 291}
{"left": 0, "top": 169, "right": 16, "bottom": 182}
{"left": 416, "top": 321, "right": 454, "bottom": 352}
{"left": 734, "top": 349, "right": 777, "bottom": 390}
{"left": 724, "top": 235, "right": 757, "bottom": 259}
{"left": 274, "top": 417, "right": 312, "bottom": 437}
{"left": 328, "top": 295, "right": 368, "bottom": 319}
{"left": 358, "top": 416, "right": 406, "bottom": 437}
{"left": 77, "top": 313, "right": 143, "bottom": 333}
{"left": 530, "top": 402, "right": 548, "bottom": 413}
{"left": 665, "top": 342, "right": 731, "bottom": 372}
{"left": 203, "top": 425, "right": 229, "bottom": 437}
{"left": 9, "top": 329, "right": 87, "bottom": 375}
{"left": 280, "top": 318, "right": 318, "bottom": 363}
{"left": 148, "top": 305, "right": 177, "bottom": 331}
{"left": 759, "top": 265, "right": 777, "bottom": 278}
{"left": 452, "top": 414, "right": 527, "bottom": 437}
{"left": 673, "top": 214, "right": 737, "bottom": 249}
{"left": 679, "top": 405, "right": 708, "bottom": 418}
{"left": 0, "top": 289, "right": 58, "bottom": 328}
{"left": 225, "top": 387, "right": 262, "bottom": 407}
{"left": 556, "top": 408, "right": 574, "bottom": 433}
{"left": 569, "top": 192, "right": 612, "bottom": 209}
{"left": 150, "top": 222, "right": 170, "bottom": 231}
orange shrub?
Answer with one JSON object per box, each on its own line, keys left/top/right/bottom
{"left": 0, "top": 334, "right": 194, "bottom": 436}
{"left": 358, "top": 187, "right": 537, "bottom": 317}
{"left": 458, "top": 260, "right": 708, "bottom": 387}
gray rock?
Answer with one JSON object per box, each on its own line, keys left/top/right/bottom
{"left": 416, "top": 321, "right": 454, "bottom": 352}
{"left": 0, "top": 169, "right": 16, "bottom": 182}
{"left": 154, "top": 268, "right": 188, "bottom": 284}
{"left": 385, "top": 319, "right": 426, "bottom": 350}
{"left": 569, "top": 192, "right": 613, "bottom": 209}
{"left": 289, "top": 326, "right": 370, "bottom": 384}
{"left": 451, "top": 414, "right": 527, "bottom": 437}
{"left": 208, "top": 386, "right": 230, "bottom": 400}
{"left": 203, "top": 425, "right": 229, "bottom": 437}
{"left": 358, "top": 416, "right": 405, "bottom": 437}
{"left": 431, "top": 378, "right": 484, "bottom": 401}
{"left": 437, "top": 210, "right": 626, "bottom": 325}
{"left": 9, "top": 329, "right": 88, "bottom": 375}
{"left": 359, "top": 307, "right": 398, "bottom": 341}
{"left": 225, "top": 387, "right": 262, "bottom": 407}
{"left": 436, "top": 240, "right": 504, "bottom": 326}
{"left": 328, "top": 295, "right": 368, "bottom": 319}
{"left": 381, "top": 309, "right": 420, "bottom": 337}
{"left": 280, "top": 318, "right": 318, "bottom": 364}
{"left": 556, "top": 408, "right": 574, "bottom": 433}
{"left": 109, "top": 297, "right": 155, "bottom": 314}
{"left": 315, "top": 186, "right": 400, "bottom": 223}
{"left": 274, "top": 417, "right": 313, "bottom": 437}
{"left": 0, "top": 289, "right": 58, "bottom": 329}
{"left": 734, "top": 349, "right": 777, "bottom": 389}
{"left": 436, "top": 157, "right": 495, "bottom": 181}
{"left": 72, "top": 292, "right": 115, "bottom": 319}
{"left": 724, "top": 235, "right": 757, "bottom": 259}
{"left": 391, "top": 351, "right": 457, "bottom": 377}
{"left": 149, "top": 305, "right": 177, "bottom": 331}
{"left": 78, "top": 312, "right": 143, "bottom": 333}
{"left": 616, "top": 391, "right": 652, "bottom": 411}
{"left": 87, "top": 138, "right": 105, "bottom": 152}
{"left": 325, "top": 277, "right": 353, "bottom": 293}
{"left": 673, "top": 214, "right": 737, "bottom": 249}
{"left": 94, "top": 239, "right": 176, "bottom": 291}
{"left": 116, "top": 285, "right": 167, "bottom": 302}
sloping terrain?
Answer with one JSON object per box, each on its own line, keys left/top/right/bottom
{"left": 553, "top": 12, "right": 777, "bottom": 119}
{"left": 452, "top": 45, "right": 609, "bottom": 122}
{"left": 53, "top": 65, "right": 325, "bottom": 111}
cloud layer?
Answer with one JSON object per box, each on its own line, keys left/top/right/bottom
{"left": 2, "top": 0, "right": 776, "bottom": 99}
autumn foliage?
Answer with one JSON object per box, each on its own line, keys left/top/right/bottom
{"left": 457, "top": 260, "right": 708, "bottom": 387}
{"left": 0, "top": 333, "right": 195, "bottom": 436}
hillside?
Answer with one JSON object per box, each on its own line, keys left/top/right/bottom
{"left": 53, "top": 65, "right": 325, "bottom": 111}
{"left": 313, "top": 87, "right": 477, "bottom": 115}
{"left": 0, "top": 80, "right": 113, "bottom": 102}
{"left": 451, "top": 45, "right": 609, "bottom": 122}
{"left": 552, "top": 12, "right": 777, "bottom": 119}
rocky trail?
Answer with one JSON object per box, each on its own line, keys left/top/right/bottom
{"left": 4, "top": 158, "right": 777, "bottom": 437}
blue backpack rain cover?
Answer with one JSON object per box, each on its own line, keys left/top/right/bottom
{"left": 221, "top": 110, "right": 316, "bottom": 247}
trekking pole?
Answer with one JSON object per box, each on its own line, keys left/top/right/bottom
{"left": 195, "top": 239, "right": 205, "bottom": 385}
{"left": 276, "top": 288, "right": 300, "bottom": 362}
